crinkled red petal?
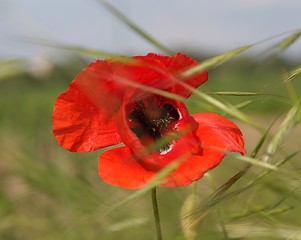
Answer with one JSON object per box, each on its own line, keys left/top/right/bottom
{"left": 115, "top": 57, "right": 173, "bottom": 93}
{"left": 98, "top": 146, "right": 155, "bottom": 189}
{"left": 141, "top": 53, "right": 208, "bottom": 98}
{"left": 193, "top": 112, "right": 246, "bottom": 154}
{"left": 161, "top": 112, "right": 245, "bottom": 187}
{"left": 52, "top": 84, "right": 121, "bottom": 152}
{"left": 98, "top": 113, "right": 245, "bottom": 189}
{"left": 71, "top": 60, "right": 125, "bottom": 116}
{"left": 52, "top": 56, "right": 174, "bottom": 153}
{"left": 161, "top": 150, "right": 224, "bottom": 187}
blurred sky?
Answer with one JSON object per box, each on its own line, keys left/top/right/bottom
{"left": 1, "top": 0, "right": 301, "bottom": 60}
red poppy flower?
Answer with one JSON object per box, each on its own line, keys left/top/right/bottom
{"left": 52, "top": 53, "right": 245, "bottom": 189}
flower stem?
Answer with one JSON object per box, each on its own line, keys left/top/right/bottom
{"left": 151, "top": 187, "right": 163, "bottom": 240}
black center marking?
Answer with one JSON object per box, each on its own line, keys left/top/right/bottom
{"left": 128, "top": 96, "right": 180, "bottom": 153}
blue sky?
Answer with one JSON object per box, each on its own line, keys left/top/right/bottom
{"left": 1, "top": 0, "right": 301, "bottom": 59}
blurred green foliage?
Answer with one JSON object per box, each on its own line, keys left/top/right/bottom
{"left": 0, "top": 54, "right": 301, "bottom": 240}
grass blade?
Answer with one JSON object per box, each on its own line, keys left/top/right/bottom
{"left": 207, "top": 91, "right": 261, "bottom": 96}
{"left": 212, "top": 164, "right": 252, "bottom": 201}
{"left": 262, "top": 105, "right": 298, "bottom": 162}
{"left": 277, "top": 31, "right": 301, "bottom": 50}
{"left": 283, "top": 65, "right": 301, "bottom": 83}
{"left": 251, "top": 151, "right": 299, "bottom": 187}
{"left": 182, "top": 85, "right": 260, "bottom": 129}
{"left": 233, "top": 155, "right": 277, "bottom": 170}
{"left": 235, "top": 100, "right": 253, "bottom": 109}
{"left": 28, "top": 38, "right": 122, "bottom": 59}
{"left": 98, "top": 0, "right": 174, "bottom": 55}
{"left": 182, "top": 45, "right": 253, "bottom": 78}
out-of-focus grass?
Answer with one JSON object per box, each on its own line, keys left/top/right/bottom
{"left": 0, "top": 54, "right": 301, "bottom": 240}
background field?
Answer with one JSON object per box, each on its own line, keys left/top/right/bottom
{"left": 1, "top": 1, "right": 301, "bottom": 239}
{"left": 1, "top": 52, "right": 301, "bottom": 240}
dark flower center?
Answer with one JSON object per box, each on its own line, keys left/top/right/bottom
{"left": 127, "top": 95, "right": 180, "bottom": 153}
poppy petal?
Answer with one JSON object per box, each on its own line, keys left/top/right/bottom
{"left": 98, "top": 146, "right": 155, "bottom": 189}
{"left": 142, "top": 53, "right": 208, "bottom": 98}
{"left": 192, "top": 112, "right": 246, "bottom": 154}
{"left": 161, "top": 112, "right": 245, "bottom": 187}
{"left": 115, "top": 57, "right": 173, "bottom": 93}
{"left": 161, "top": 150, "right": 225, "bottom": 187}
{"left": 71, "top": 60, "right": 125, "bottom": 116}
{"left": 52, "top": 85, "right": 121, "bottom": 152}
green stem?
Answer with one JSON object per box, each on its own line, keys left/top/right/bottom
{"left": 151, "top": 188, "right": 163, "bottom": 240}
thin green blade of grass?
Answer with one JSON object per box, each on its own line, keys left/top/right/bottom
{"left": 28, "top": 38, "right": 124, "bottom": 59}
{"left": 251, "top": 125, "right": 272, "bottom": 158}
{"left": 283, "top": 65, "right": 301, "bottom": 83}
{"left": 98, "top": 0, "right": 174, "bottom": 55}
{"left": 285, "top": 80, "right": 300, "bottom": 118}
{"left": 257, "top": 205, "right": 294, "bottom": 219}
{"left": 211, "top": 125, "right": 272, "bottom": 201}
{"left": 235, "top": 100, "right": 253, "bottom": 110}
{"left": 276, "top": 31, "right": 301, "bottom": 51}
{"left": 259, "top": 30, "right": 301, "bottom": 57}
{"left": 271, "top": 186, "right": 301, "bottom": 209}
{"left": 181, "top": 31, "right": 300, "bottom": 79}
{"left": 262, "top": 105, "right": 298, "bottom": 163}
{"left": 210, "top": 126, "right": 271, "bottom": 201}
{"left": 188, "top": 87, "right": 260, "bottom": 129}
{"left": 233, "top": 154, "right": 277, "bottom": 170}
{"left": 284, "top": 68, "right": 301, "bottom": 120}
{"left": 182, "top": 45, "right": 253, "bottom": 78}
{"left": 185, "top": 184, "right": 254, "bottom": 226}
{"left": 24, "top": 37, "right": 128, "bottom": 59}
{"left": 249, "top": 151, "right": 299, "bottom": 188}
{"left": 285, "top": 78, "right": 300, "bottom": 100}
{"left": 209, "top": 92, "right": 290, "bottom": 103}
{"left": 212, "top": 164, "right": 252, "bottom": 202}
{"left": 224, "top": 205, "right": 293, "bottom": 223}
{"left": 173, "top": 74, "right": 260, "bottom": 128}
{"left": 207, "top": 91, "right": 261, "bottom": 96}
